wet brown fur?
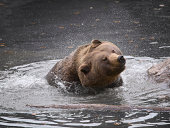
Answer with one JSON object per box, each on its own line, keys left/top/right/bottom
{"left": 46, "top": 40, "right": 125, "bottom": 89}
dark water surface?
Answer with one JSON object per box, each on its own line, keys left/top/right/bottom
{"left": 0, "top": 0, "right": 170, "bottom": 70}
{"left": 0, "top": 0, "right": 170, "bottom": 127}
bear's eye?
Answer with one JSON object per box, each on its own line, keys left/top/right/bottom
{"left": 112, "top": 50, "right": 115, "bottom": 53}
{"left": 102, "top": 57, "right": 107, "bottom": 61}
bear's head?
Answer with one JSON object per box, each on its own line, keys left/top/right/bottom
{"left": 78, "top": 40, "right": 126, "bottom": 89}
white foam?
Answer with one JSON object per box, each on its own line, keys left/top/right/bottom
{"left": 0, "top": 57, "right": 170, "bottom": 108}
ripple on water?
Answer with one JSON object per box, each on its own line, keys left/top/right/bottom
{"left": 0, "top": 57, "right": 170, "bottom": 108}
{"left": 0, "top": 57, "right": 170, "bottom": 127}
{"left": 0, "top": 110, "right": 170, "bottom": 128}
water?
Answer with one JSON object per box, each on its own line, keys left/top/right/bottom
{"left": 0, "top": 57, "right": 170, "bottom": 127}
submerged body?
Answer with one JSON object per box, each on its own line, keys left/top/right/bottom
{"left": 46, "top": 40, "right": 126, "bottom": 89}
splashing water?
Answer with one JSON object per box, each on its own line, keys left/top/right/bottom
{"left": 0, "top": 56, "right": 170, "bottom": 127}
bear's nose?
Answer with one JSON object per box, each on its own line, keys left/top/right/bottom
{"left": 117, "top": 55, "right": 126, "bottom": 64}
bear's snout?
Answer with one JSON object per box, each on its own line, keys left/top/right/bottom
{"left": 117, "top": 55, "right": 126, "bottom": 65}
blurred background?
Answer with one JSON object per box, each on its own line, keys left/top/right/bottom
{"left": 0, "top": 0, "right": 170, "bottom": 70}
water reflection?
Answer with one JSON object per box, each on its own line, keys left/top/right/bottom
{"left": 0, "top": 110, "right": 170, "bottom": 127}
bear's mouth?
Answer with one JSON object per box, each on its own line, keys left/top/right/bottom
{"left": 104, "top": 65, "right": 125, "bottom": 76}
{"left": 111, "top": 65, "right": 126, "bottom": 73}
{"left": 112, "top": 65, "right": 125, "bottom": 69}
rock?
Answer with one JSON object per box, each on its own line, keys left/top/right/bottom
{"left": 148, "top": 58, "right": 170, "bottom": 85}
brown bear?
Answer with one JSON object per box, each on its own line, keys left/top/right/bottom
{"left": 46, "top": 40, "right": 126, "bottom": 90}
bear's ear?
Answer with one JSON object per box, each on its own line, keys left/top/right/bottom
{"left": 91, "top": 40, "right": 102, "bottom": 48}
{"left": 79, "top": 64, "right": 90, "bottom": 74}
